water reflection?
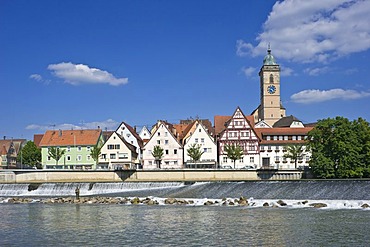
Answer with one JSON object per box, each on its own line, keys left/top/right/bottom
{"left": 0, "top": 204, "right": 369, "bottom": 246}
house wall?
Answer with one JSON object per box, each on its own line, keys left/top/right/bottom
{"left": 117, "top": 123, "right": 141, "bottom": 156}
{"left": 99, "top": 132, "right": 136, "bottom": 170}
{"left": 142, "top": 122, "right": 183, "bottom": 169}
{"left": 183, "top": 124, "right": 217, "bottom": 165}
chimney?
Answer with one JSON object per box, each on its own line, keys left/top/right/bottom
{"left": 59, "top": 129, "right": 62, "bottom": 137}
{"left": 134, "top": 126, "right": 137, "bottom": 132}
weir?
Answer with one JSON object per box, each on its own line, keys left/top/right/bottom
{"left": 1, "top": 180, "right": 369, "bottom": 200}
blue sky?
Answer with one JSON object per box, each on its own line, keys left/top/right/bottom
{"left": 1, "top": 0, "right": 370, "bottom": 140}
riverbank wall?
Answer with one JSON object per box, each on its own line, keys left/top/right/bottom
{"left": 0, "top": 169, "right": 306, "bottom": 183}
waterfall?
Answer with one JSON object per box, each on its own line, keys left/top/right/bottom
{"left": 0, "top": 182, "right": 184, "bottom": 197}
{"left": 1, "top": 180, "right": 369, "bottom": 200}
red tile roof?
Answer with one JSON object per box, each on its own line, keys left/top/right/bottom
{"left": 214, "top": 115, "right": 231, "bottom": 136}
{"left": 39, "top": 129, "right": 102, "bottom": 147}
{"left": 33, "top": 134, "right": 44, "bottom": 148}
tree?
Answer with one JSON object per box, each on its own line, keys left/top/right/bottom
{"left": 17, "top": 141, "right": 41, "bottom": 168}
{"left": 187, "top": 144, "right": 204, "bottom": 169}
{"left": 90, "top": 145, "right": 102, "bottom": 168}
{"left": 224, "top": 144, "right": 244, "bottom": 169}
{"left": 151, "top": 145, "right": 164, "bottom": 168}
{"left": 283, "top": 144, "right": 305, "bottom": 169}
{"left": 48, "top": 147, "right": 66, "bottom": 167}
{"left": 307, "top": 117, "right": 370, "bottom": 178}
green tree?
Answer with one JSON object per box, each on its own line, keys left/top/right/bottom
{"left": 283, "top": 145, "right": 305, "bottom": 169}
{"left": 307, "top": 117, "right": 370, "bottom": 178}
{"left": 17, "top": 141, "right": 41, "bottom": 168}
{"left": 224, "top": 144, "right": 244, "bottom": 169}
{"left": 187, "top": 144, "right": 205, "bottom": 168}
{"left": 90, "top": 145, "right": 102, "bottom": 167}
{"left": 151, "top": 145, "right": 164, "bottom": 168}
{"left": 48, "top": 147, "right": 66, "bottom": 167}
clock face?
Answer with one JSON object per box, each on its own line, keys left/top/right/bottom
{"left": 267, "top": 85, "right": 276, "bottom": 94}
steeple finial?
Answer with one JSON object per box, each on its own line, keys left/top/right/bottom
{"left": 267, "top": 42, "right": 271, "bottom": 53}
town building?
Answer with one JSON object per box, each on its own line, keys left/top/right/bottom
{"left": 39, "top": 129, "right": 103, "bottom": 170}
{"left": 142, "top": 121, "right": 183, "bottom": 169}
{"left": 0, "top": 138, "right": 27, "bottom": 169}
{"left": 215, "top": 107, "right": 260, "bottom": 169}
{"left": 182, "top": 120, "right": 217, "bottom": 168}
{"left": 98, "top": 131, "right": 138, "bottom": 170}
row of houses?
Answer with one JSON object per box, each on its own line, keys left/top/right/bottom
{"left": 36, "top": 106, "right": 313, "bottom": 170}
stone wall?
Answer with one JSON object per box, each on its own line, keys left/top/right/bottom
{"left": 0, "top": 169, "right": 303, "bottom": 183}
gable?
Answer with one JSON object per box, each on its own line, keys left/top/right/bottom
{"left": 143, "top": 122, "right": 182, "bottom": 149}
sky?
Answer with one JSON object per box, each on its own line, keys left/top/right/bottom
{"left": 1, "top": 0, "right": 370, "bottom": 140}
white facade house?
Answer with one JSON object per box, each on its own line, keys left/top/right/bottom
{"left": 116, "top": 122, "right": 143, "bottom": 158}
{"left": 142, "top": 121, "right": 183, "bottom": 169}
{"left": 183, "top": 121, "right": 217, "bottom": 168}
{"left": 138, "top": 126, "right": 151, "bottom": 145}
{"left": 98, "top": 132, "right": 138, "bottom": 170}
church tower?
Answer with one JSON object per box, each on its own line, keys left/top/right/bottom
{"left": 256, "top": 46, "right": 286, "bottom": 126}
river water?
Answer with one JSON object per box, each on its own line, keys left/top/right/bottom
{"left": 1, "top": 181, "right": 369, "bottom": 246}
{"left": 0, "top": 204, "right": 369, "bottom": 246}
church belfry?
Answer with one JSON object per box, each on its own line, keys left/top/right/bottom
{"left": 256, "top": 46, "right": 286, "bottom": 126}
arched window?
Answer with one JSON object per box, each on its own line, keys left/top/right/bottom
{"left": 269, "top": 74, "right": 274, "bottom": 83}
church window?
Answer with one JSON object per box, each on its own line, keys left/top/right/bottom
{"left": 269, "top": 74, "right": 274, "bottom": 83}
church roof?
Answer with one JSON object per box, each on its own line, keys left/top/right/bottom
{"left": 273, "top": 115, "right": 302, "bottom": 128}
{"left": 263, "top": 47, "right": 277, "bottom": 65}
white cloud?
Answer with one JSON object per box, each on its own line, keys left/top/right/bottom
{"left": 304, "top": 66, "right": 330, "bottom": 76}
{"left": 280, "top": 66, "right": 294, "bottom": 76}
{"left": 48, "top": 62, "right": 128, "bottom": 86}
{"left": 26, "top": 119, "right": 119, "bottom": 131}
{"left": 29, "top": 74, "right": 50, "bottom": 84}
{"left": 237, "top": 0, "right": 370, "bottom": 63}
{"left": 291, "top": 88, "right": 370, "bottom": 103}
{"left": 30, "top": 74, "right": 43, "bottom": 81}
{"left": 242, "top": 66, "right": 257, "bottom": 77}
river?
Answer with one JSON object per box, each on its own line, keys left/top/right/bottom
{"left": 1, "top": 180, "right": 369, "bottom": 246}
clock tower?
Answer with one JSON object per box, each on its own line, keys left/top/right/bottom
{"left": 256, "top": 46, "right": 286, "bottom": 126}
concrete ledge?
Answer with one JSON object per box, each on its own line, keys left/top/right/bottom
{"left": 0, "top": 169, "right": 303, "bottom": 183}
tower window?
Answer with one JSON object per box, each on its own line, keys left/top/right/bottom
{"left": 269, "top": 74, "right": 274, "bottom": 83}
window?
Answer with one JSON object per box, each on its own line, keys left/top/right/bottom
{"left": 165, "top": 132, "right": 168, "bottom": 137}
{"left": 229, "top": 133, "right": 232, "bottom": 138}
{"left": 174, "top": 149, "right": 177, "bottom": 155}
{"left": 208, "top": 148, "right": 212, "bottom": 153}
{"left": 165, "top": 150, "right": 169, "bottom": 155}
{"left": 199, "top": 128, "right": 201, "bottom": 132}
{"left": 223, "top": 157, "right": 227, "bottom": 163}
{"left": 203, "top": 148, "right": 207, "bottom": 152}
{"left": 195, "top": 138, "right": 198, "bottom": 143}
{"left": 201, "top": 138, "right": 204, "bottom": 143}
{"left": 149, "top": 161, "right": 152, "bottom": 165}
{"left": 268, "top": 146, "right": 272, "bottom": 150}
{"left": 298, "top": 136, "right": 302, "bottom": 140}
{"left": 110, "top": 154, "right": 116, "bottom": 159}
{"left": 165, "top": 161, "right": 169, "bottom": 165}
{"left": 249, "top": 145, "right": 255, "bottom": 151}
{"left": 174, "top": 161, "right": 178, "bottom": 165}
{"left": 279, "top": 136, "right": 283, "bottom": 140}
{"left": 107, "top": 144, "right": 114, "bottom": 150}
{"left": 118, "top": 153, "right": 128, "bottom": 159}
{"left": 234, "top": 132, "right": 237, "bottom": 137}
{"left": 239, "top": 157, "right": 244, "bottom": 163}
{"left": 87, "top": 155, "right": 91, "bottom": 161}
{"left": 67, "top": 146, "right": 71, "bottom": 152}
{"left": 102, "top": 154, "right": 106, "bottom": 159}
{"left": 292, "top": 136, "right": 297, "bottom": 140}
{"left": 77, "top": 155, "right": 82, "bottom": 161}
{"left": 267, "top": 136, "right": 271, "bottom": 140}
{"left": 67, "top": 155, "right": 71, "bottom": 161}
{"left": 78, "top": 146, "right": 82, "bottom": 152}
{"left": 47, "top": 156, "right": 51, "bottom": 161}
{"left": 273, "top": 136, "right": 277, "bottom": 140}
{"left": 284, "top": 136, "right": 288, "bottom": 140}
{"left": 165, "top": 140, "right": 169, "bottom": 145}
{"left": 157, "top": 140, "right": 160, "bottom": 145}
{"left": 158, "top": 132, "right": 160, "bottom": 136}
{"left": 275, "top": 156, "right": 280, "bottom": 161}
{"left": 269, "top": 74, "right": 274, "bottom": 83}
{"left": 250, "top": 157, "right": 254, "bottom": 163}
{"left": 114, "top": 144, "right": 120, "bottom": 149}
{"left": 87, "top": 146, "right": 91, "bottom": 152}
